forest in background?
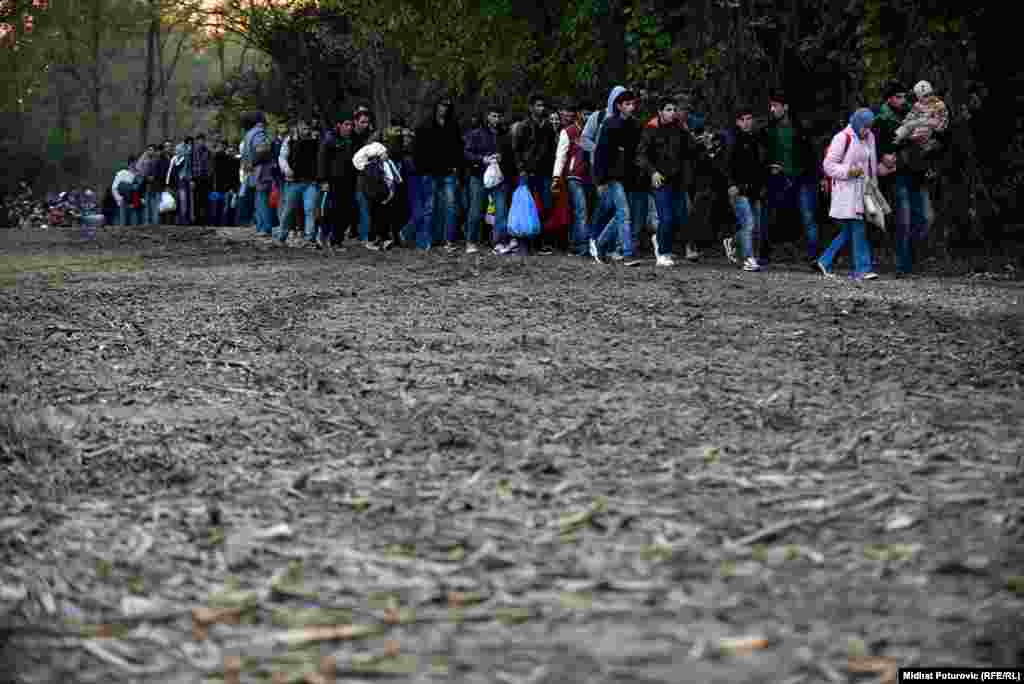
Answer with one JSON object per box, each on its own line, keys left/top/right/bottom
{"left": 1, "top": 0, "right": 1022, "bottom": 245}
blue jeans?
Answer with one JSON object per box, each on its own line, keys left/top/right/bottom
{"left": 890, "top": 174, "right": 931, "bottom": 274}
{"left": 766, "top": 174, "right": 819, "bottom": 258}
{"left": 401, "top": 174, "right": 420, "bottom": 242}
{"left": 354, "top": 190, "right": 371, "bottom": 242}
{"left": 145, "top": 191, "right": 161, "bottom": 225}
{"left": 176, "top": 181, "right": 193, "bottom": 225}
{"left": 653, "top": 187, "right": 688, "bottom": 257}
{"left": 119, "top": 204, "right": 142, "bottom": 226}
{"left": 595, "top": 183, "right": 642, "bottom": 257}
{"left": 418, "top": 175, "right": 457, "bottom": 246}
{"left": 467, "top": 176, "right": 508, "bottom": 244}
{"left": 526, "top": 175, "right": 553, "bottom": 215}
{"left": 275, "top": 181, "right": 319, "bottom": 242}
{"left": 208, "top": 192, "right": 224, "bottom": 226}
{"left": 254, "top": 188, "right": 274, "bottom": 235}
{"left": 819, "top": 218, "right": 873, "bottom": 276}
{"left": 733, "top": 197, "right": 761, "bottom": 261}
{"left": 568, "top": 179, "right": 590, "bottom": 255}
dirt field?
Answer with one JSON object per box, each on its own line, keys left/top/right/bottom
{"left": 1, "top": 224, "right": 1022, "bottom": 684}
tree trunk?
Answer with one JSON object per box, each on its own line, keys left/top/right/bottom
{"left": 88, "top": 0, "right": 104, "bottom": 185}
{"left": 599, "top": 0, "right": 626, "bottom": 85}
{"left": 140, "top": 8, "right": 160, "bottom": 151}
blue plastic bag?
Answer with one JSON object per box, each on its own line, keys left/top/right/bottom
{"left": 507, "top": 178, "right": 541, "bottom": 238}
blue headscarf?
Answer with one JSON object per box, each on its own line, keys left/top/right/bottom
{"left": 849, "top": 108, "right": 875, "bottom": 136}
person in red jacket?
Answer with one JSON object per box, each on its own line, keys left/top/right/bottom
{"left": 551, "top": 101, "right": 592, "bottom": 257}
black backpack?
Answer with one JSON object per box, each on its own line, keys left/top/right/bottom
{"left": 363, "top": 158, "right": 391, "bottom": 202}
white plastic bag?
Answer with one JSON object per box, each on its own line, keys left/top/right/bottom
{"left": 483, "top": 159, "right": 503, "bottom": 189}
{"left": 864, "top": 177, "right": 891, "bottom": 231}
{"left": 159, "top": 190, "right": 176, "bottom": 213}
{"left": 352, "top": 142, "right": 388, "bottom": 172}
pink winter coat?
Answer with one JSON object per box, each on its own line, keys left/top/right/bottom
{"left": 823, "top": 126, "right": 877, "bottom": 220}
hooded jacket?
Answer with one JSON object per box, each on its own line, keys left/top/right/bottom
{"left": 581, "top": 85, "right": 626, "bottom": 165}
{"left": 413, "top": 100, "right": 464, "bottom": 177}
{"left": 592, "top": 87, "right": 643, "bottom": 189}
{"left": 823, "top": 120, "right": 877, "bottom": 220}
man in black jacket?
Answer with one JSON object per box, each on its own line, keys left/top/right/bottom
{"left": 724, "top": 105, "right": 769, "bottom": 272}
{"left": 318, "top": 115, "right": 356, "bottom": 248}
{"left": 637, "top": 97, "right": 701, "bottom": 267}
{"left": 514, "top": 94, "right": 557, "bottom": 253}
{"left": 413, "top": 97, "right": 463, "bottom": 250}
{"left": 274, "top": 119, "right": 321, "bottom": 246}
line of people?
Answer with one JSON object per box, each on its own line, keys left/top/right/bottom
{"left": 109, "top": 80, "right": 942, "bottom": 279}
{"left": 238, "top": 82, "right": 942, "bottom": 278}
{"left": 110, "top": 136, "right": 242, "bottom": 229}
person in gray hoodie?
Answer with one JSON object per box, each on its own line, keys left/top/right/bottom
{"left": 580, "top": 85, "right": 627, "bottom": 258}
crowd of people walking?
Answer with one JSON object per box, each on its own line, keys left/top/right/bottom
{"left": 109, "top": 79, "right": 946, "bottom": 279}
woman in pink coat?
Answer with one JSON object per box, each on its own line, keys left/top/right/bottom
{"left": 817, "top": 108, "right": 879, "bottom": 280}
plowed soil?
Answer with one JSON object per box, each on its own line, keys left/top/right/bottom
{"left": 1, "top": 224, "right": 1022, "bottom": 684}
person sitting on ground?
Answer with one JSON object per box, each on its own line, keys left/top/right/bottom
{"left": 893, "top": 80, "right": 948, "bottom": 154}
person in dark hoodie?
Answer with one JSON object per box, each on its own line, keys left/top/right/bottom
{"left": 591, "top": 87, "right": 645, "bottom": 263}
{"left": 637, "top": 97, "right": 701, "bottom": 267}
{"left": 413, "top": 96, "right": 463, "bottom": 250}
{"left": 317, "top": 113, "right": 357, "bottom": 249}
{"left": 723, "top": 104, "right": 770, "bottom": 272}
{"left": 275, "top": 119, "right": 321, "bottom": 246}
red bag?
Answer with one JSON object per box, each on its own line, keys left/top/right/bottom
{"left": 543, "top": 186, "right": 571, "bottom": 240}
{"left": 269, "top": 184, "right": 281, "bottom": 209}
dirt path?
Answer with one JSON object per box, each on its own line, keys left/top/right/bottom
{"left": 1, "top": 225, "right": 1022, "bottom": 683}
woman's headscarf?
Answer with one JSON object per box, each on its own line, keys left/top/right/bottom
{"left": 849, "top": 108, "right": 875, "bottom": 136}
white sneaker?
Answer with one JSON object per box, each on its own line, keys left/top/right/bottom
{"left": 742, "top": 257, "right": 762, "bottom": 272}
{"left": 363, "top": 240, "right": 379, "bottom": 251}
{"left": 723, "top": 237, "right": 738, "bottom": 264}
{"left": 656, "top": 254, "right": 676, "bottom": 267}
{"left": 651, "top": 234, "right": 660, "bottom": 259}
{"left": 685, "top": 244, "right": 700, "bottom": 261}
{"left": 862, "top": 272, "right": 879, "bottom": 281}
{"left": 465, "top": 242, "right": 479, "bottom": 254}
{"left": 610, "top": 252, "right": 625, "bottom": 262}
{"left": 443, "top": 242, "right": 458, "bottom": 254}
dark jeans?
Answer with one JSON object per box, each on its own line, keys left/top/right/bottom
{"left": 193, "top": 177, "right": 211, "bottom": 224}
{"left": 324, "top": 183, "right": 355, "bottom": 244}
{"left": 889, "top": 174, "right": 931, "bottom": 274}
{"left": 765, "top": 173, "right": 818, "bottom": 259}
